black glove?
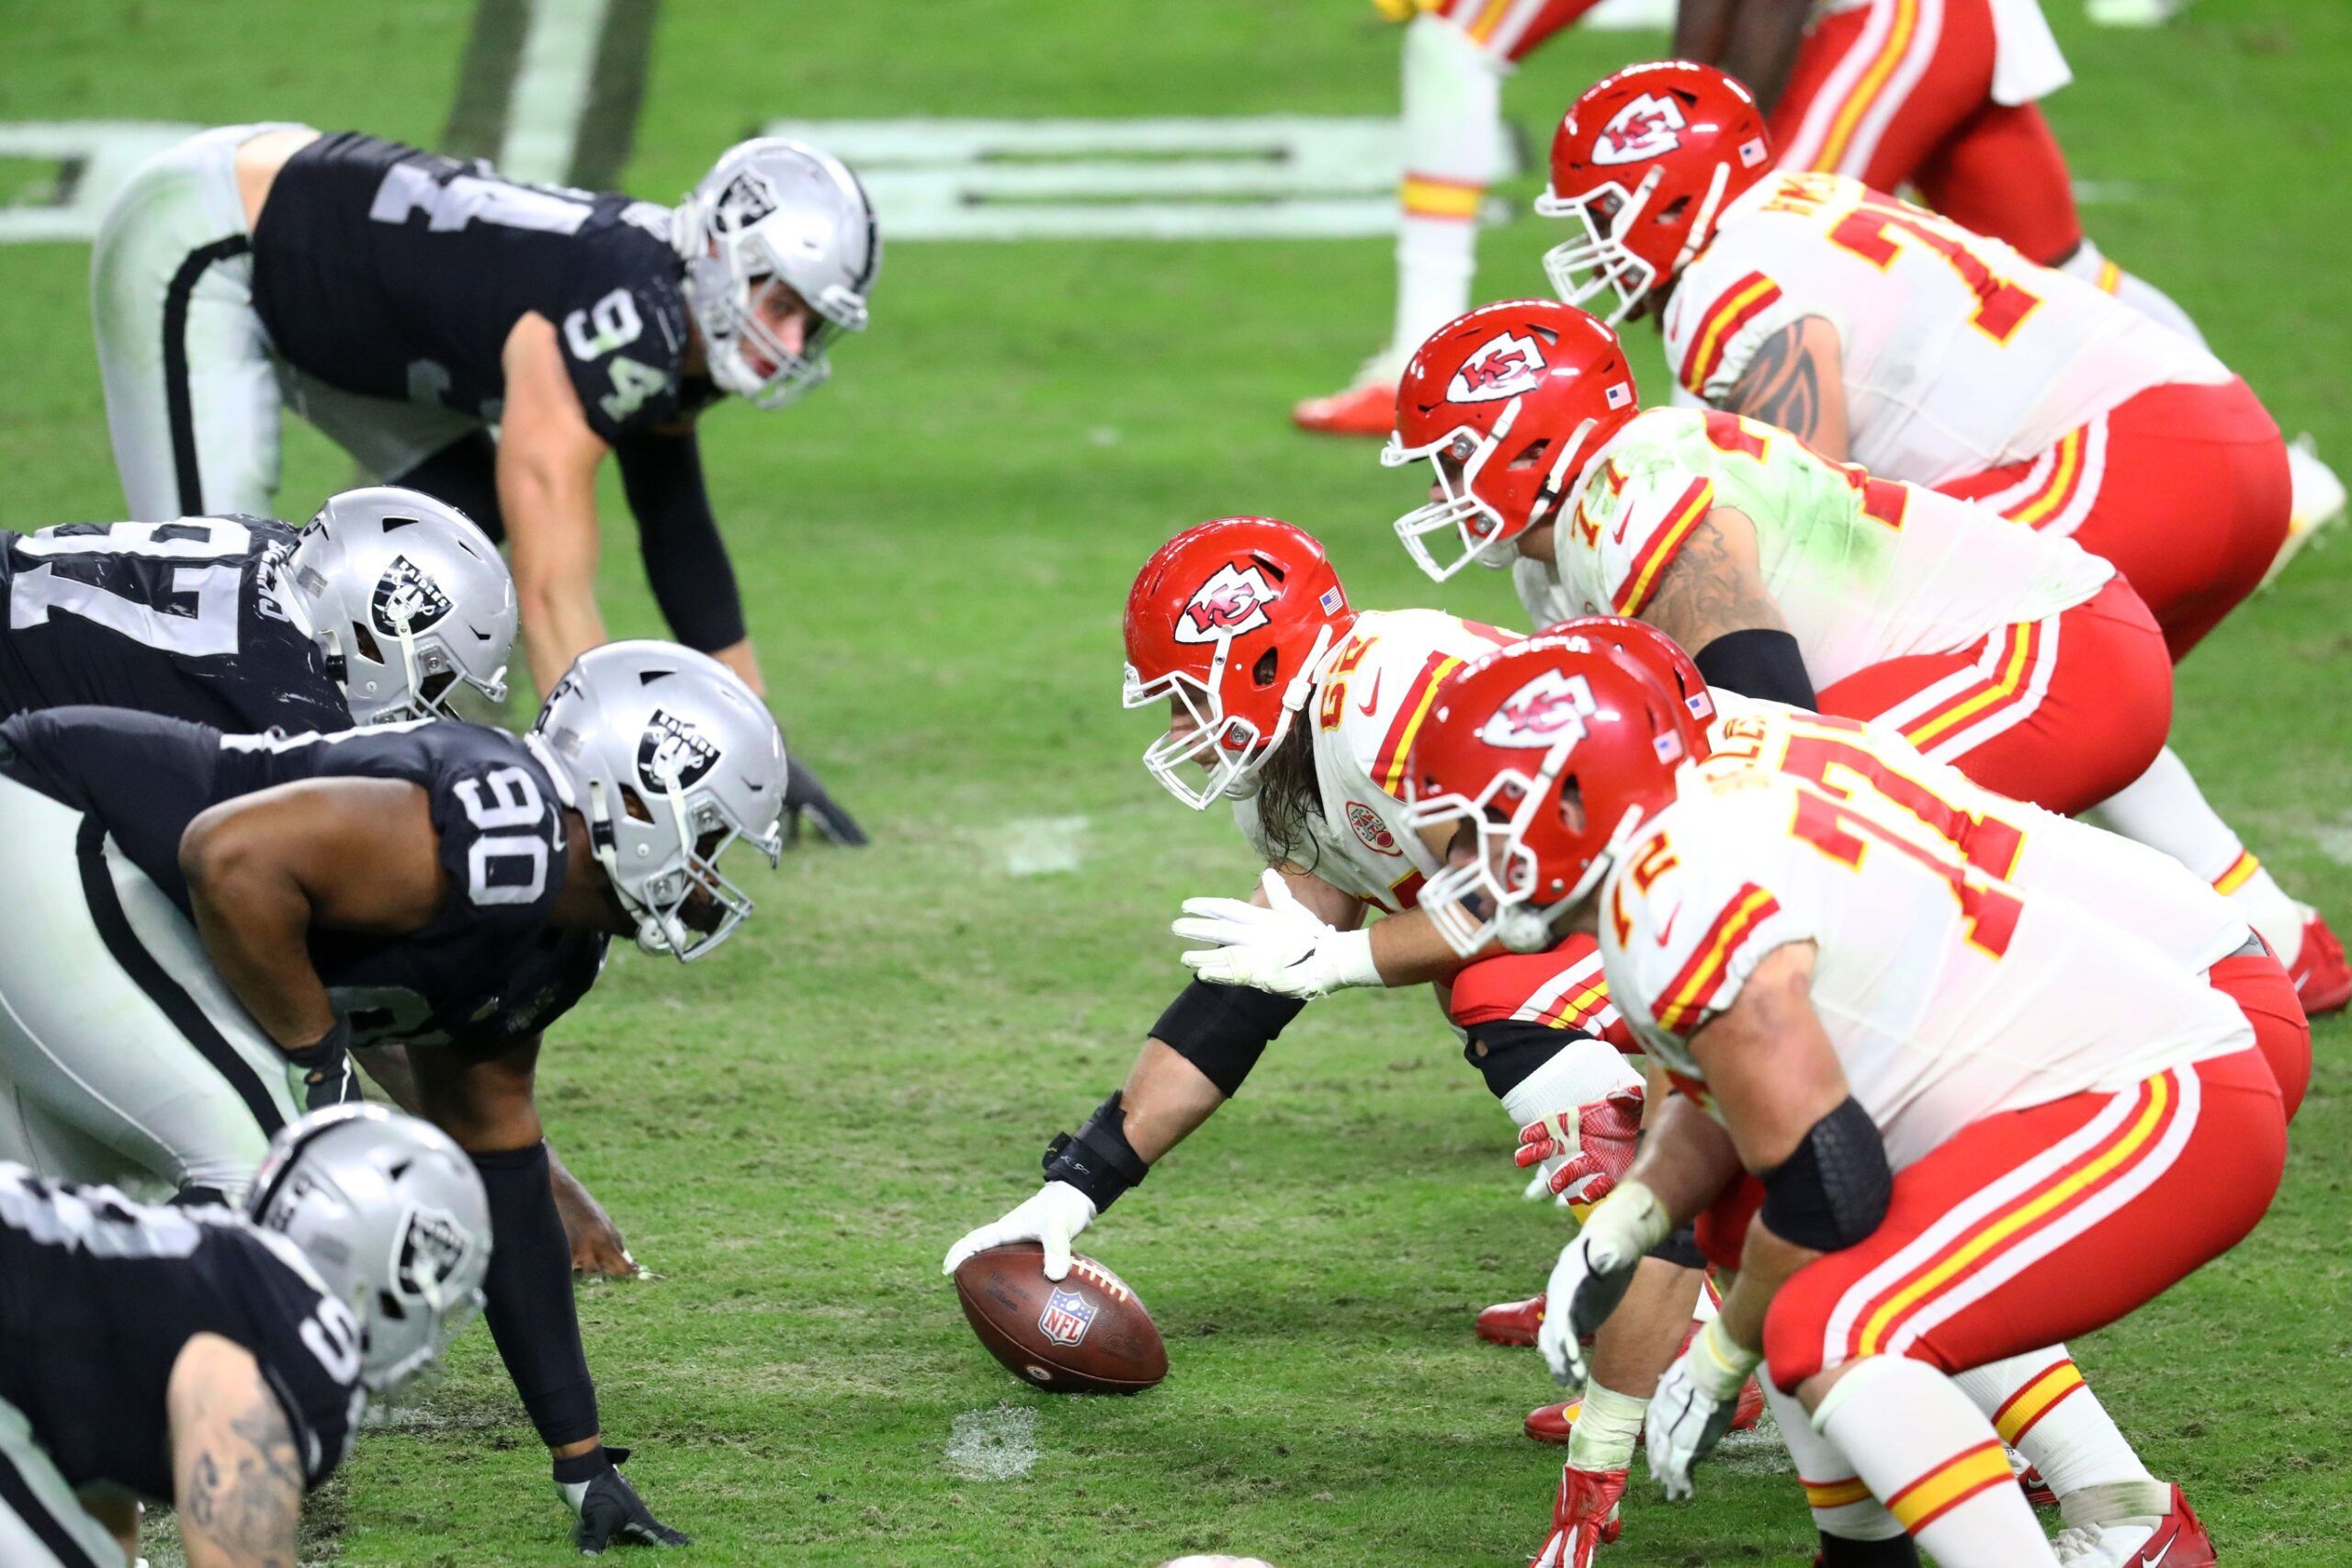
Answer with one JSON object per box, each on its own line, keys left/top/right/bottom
{"left": 782, "top": 756, "right": 867, "bottom": 847}
{"left": 557, "top": 1446, "right": 690, "bottom": 1554}
{"left": 283, "top": 1016, "right": 361, "bottom": 1111}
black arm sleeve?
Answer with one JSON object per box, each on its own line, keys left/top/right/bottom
{"left": 473, "top": 1142, "right": 600, "bottom": 1449}
{"left": 1149, "top": 981, "right": 1307, "bottom": 1099}
{"left": 1462, "top": 1018, "right": 1589, "bottom": 1100}
{"left": 1758, "top": 1097, "right": 1893, "bottom": 1252}
{"left": 1693, "top": 627, "right": 1817, "bottom": 711}
{"left": 615, "top": 431, "right": 746, "bottom": 652}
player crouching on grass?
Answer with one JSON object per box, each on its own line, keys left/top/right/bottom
{"left": 942, "top": 519, "right": 1761, "bottom": 1464}
{"left": 0, "top": 1106, "right": 490, "bottom": 1568}
{"left": 91, "top": 125, "right": 872, "bottom": 841}
{"left": 1531, "top": 59, "right": 2347, "bottom": 1015}
{"left": 1403, "top": 633, "right": 2299, "bottom": 1568}
{"left": 0, "top": 640, "right": 788, "bottom": 1553}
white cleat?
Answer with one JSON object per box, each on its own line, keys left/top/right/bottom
{"left": 2086, "top": 0, "right": 2190, "bottom": 25}
{"left": 2264, "top": 433, "right": 2346, "bottom": 588}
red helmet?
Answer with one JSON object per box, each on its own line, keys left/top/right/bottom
{"left": 1542, "top": 615, "right": 1715, "bottom": 755}
{"left": 1385, "top": 300, "right": 1640, "bottom": 582}
{"left": 1402, "top": 634, "right": 1690, "bottom": 955}
{"left": 1536, "top": 62, "right": 1773, "bottom": 323}
{"left": 1123, "top": 517, "right": 1356, "bottom": 809}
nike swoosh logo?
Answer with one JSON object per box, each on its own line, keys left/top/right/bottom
{"left": 1655, "top": 908, "right": 1679, "bottom": 946}
{"left": 1356, "top": 670, "right": 1384, "bottom": 716}
{"left": 1610, "top": 509, "right": 1631, "bottom": 546}
{"left": 2141, "top": 1540, "right": 2177, "bottom": 1568}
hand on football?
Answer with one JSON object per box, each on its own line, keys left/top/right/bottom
{"left": 942, "top": 1180, "right": 1098, "bottom": 1282}
{"left": 1170, "top": 869, "right": 1376, "bottom": 999}
{"left": 1646, "top": 1319, "right": 1761, "bottom": 1502}
{"left": 1537, "top": 1182, "right": 1668, "bottom": 1386}
{"left": 1514, "top": 1089, "right": 1646, "bottom": 1207}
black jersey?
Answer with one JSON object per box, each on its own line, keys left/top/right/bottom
{"left": 0, "top": 1166, "right": 361, "bottom": 1498}
{"left": 0, "top": 709, "right": 607, "bottom": 1054}
{"left": 251, "top": 132, "right": 712, "bottom": 446}
{"left": 0, "top": 517, "right": 349, "bottom": 735}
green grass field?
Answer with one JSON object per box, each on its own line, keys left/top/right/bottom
{"left": 3, "top": 1, "right": 2348, "bottom": 1562}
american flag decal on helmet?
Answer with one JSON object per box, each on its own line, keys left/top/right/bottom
{"left": 1738, "top": 138, "right": 1768, "bottom": 168}
{"left": 1605, "top": 382, "right": 1633, "bottom": 409}
{"left": 1320, "top": 586, "right": 1344, "bottom": 615}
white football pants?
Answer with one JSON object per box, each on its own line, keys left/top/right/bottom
{"left": 90, "top": 123, "right": 476, "bottom": 522}
{"left": 0, "top": 1395, "right": 128, "bottom": 1568}
{"left": 0, "top": 773, "right": 298, "bottom": 1202}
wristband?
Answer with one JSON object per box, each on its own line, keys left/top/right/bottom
{"left": 1042, "top": 1092, "right": 1148, "bottom": 1212}
{"left": 282, "top": 1013, "right": 352, "bottom": 1073}
{"left": 1586, "top": 1179, "right": 1673, "bottom": 1258}
{"left": 1324, "top": 928, "right": 1382, "bottom": 990}
{"left": 1689, "top": 1315, "right": 1763, "bottom": 1400}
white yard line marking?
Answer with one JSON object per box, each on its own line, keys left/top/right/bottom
{"left": 499, "top": 0, "right": 613, "bottom": 184}
{"left": 945, "top": 1404, "right": 1039, "bottom": 1480}
{"left": 996, "top": 815, "right": 1089, "bottom": 876}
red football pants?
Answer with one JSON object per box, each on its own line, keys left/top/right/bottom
{"left": 1771, "top": 0, "right": 2082, "bottom": 265}
{"left": 1444, "top": 932, "right": 1637, "bottom": 1052}
{"left": 1694, "top": 954, "right": 2305, "bottom": 1270}
{"left": 1816, "top": 579, "right": 2172, "bottom": 817}
{"left": 1938, "top": 380, "right": 2291, "bottom": 662}
{"left": 1434, "top": 0, "right": 1602, "bottom": 62}
{"left": 1763, "top": 1047, "right": 2284, "bottom": 1390}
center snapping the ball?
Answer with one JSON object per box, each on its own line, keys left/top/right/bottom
{"left": 953, "top": 1244, "right": 1168, "bottom": 1393}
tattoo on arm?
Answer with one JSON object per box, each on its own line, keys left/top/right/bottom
{"left": 175, "top": 1348, "right": 304, "bottom": 1568}
{"left": 1641, "top": 512, "right": 1788, "bottom": 657}
{"left": 1724, "top": 322, "right": 1821, "bottom": 442}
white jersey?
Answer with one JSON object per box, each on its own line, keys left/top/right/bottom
{"left": 1663, "top": 173, "right": 2228, "bottom": 488}
{"left": 1233, "top": 608, "right": 1518, "bottom": 913}
{"left": 1515, "top": 406, "right": 2112, "bottom": 687}
{"left": 1599, "top": 724, "right": 2252, "bottom": 1169}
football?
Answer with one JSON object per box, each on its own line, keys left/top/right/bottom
{"left": 953, "top": 1244, "right": 1169, "bottom": 1393}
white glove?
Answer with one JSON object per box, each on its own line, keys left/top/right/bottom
{"left": 1646, "top": 1316, "right": 1761, "bottom": 1501}
{"left": 1536, "top": 1180, "right": 1672, "bottom": 1386}
{"left": 941, "top": 1181, "right": 1099, "bottom": 1281}
{"left": 1170, "top": 869, "right": 1381, "bottom": 999}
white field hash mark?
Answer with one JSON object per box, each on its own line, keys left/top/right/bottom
{"left": 946, "top": 1404, "right": 1040, "bottom": 1480}
{"left": 997, "top": 815, "right": 1089, "bottom": 876}
{"left": 498, "top": 0, "right": 614, "bottom": 185}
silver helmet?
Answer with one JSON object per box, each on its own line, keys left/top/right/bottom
{"left": 285, "top": 487, "right": 519, "bottom": 724}
{"left": 673, "top": 138, "right": 878, "bottom": 409}
{"left": 245, "top": 1105, "right": 492, "bottom": 1394}
{"left": 526, "top": 640, "right": 787, "bottom": 961}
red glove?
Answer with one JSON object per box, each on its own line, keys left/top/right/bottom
{"left": 1515, "top": 1089, "right": 1645, "bottom": 1205}
{"left": 1530, "top": 1463, "right": 1626, "bottom": 1568}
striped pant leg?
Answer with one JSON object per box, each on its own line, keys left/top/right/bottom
{"left": 89, "top": 124, "right": 295, "bottom": 520}
{"left": 0, "top": 1397, "right": 127, "bottom": 1568}
{"left": 1762, "top": 1049, "right": 2286, "bottom": 1392}
{"left": 1433, "top": 0, "right": 1601, "bottom": 62}
{"left": 0, "top": 774, "right": 299, "bottom": 1203}
{"left": 1770, "top": 0, "right": 1994, "bottom": 194}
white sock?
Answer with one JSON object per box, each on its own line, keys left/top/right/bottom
{"left": 1566, "top": 1381, "right": 1648, "bottom": 1472}
{"left": 2086, "top": 746, "right": 2306, "bottom": 963}
{"left": 1388, "top": 15, "right": 1504, "bottom": 368}
{"left": 1766, "top": 1379, "right": 1907, "bottom": 1541}
{"left": 2061, "top": 236, "right": 2211, "bottom": 351}
{"left": 1816, "top": 1358, "right": 2060, "bottom": 1566}
{"left": 1952, "top": 1348, "right": 2164, "bottom": 1518}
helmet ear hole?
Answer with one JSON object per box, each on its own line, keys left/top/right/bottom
{"left": 1556, "top": 774, "right": 1589, "bottom": 836}
{"left": 619, "top": 784, "right": 656, "bottom": 825}
{"left": 1657, "top": 196, "right": 1692, "bottom": 223}
{"left": 1250, "top": 648, "right": 1280, "bottom": 689}
{"left": 351, "top": 623, "right": 384, "bottom": 664}
{"left": 378, "top": 1289, "right": 408, "bottom": 1322}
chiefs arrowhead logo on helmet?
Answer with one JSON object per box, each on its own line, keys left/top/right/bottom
{"left": 370, "top": 555, "right": 454, "bottom": 637}
{"left": 1478, "top": 669, "right": 1599, "bottom": 750}
{"left": 1174, "top": 563, "right": 1277, "bottom": 644}
{"left": 1590, "top": 93, "right": 1690, "bottom": 167}
{"left": 1447, "top": 331, "right": 1548, "bottom": 404}
{"left": 637, "top": 709, "right": 721, "bottom": 793}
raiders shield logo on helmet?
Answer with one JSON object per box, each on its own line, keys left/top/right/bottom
{"left": 394, "top": 1206, "right": 473, "bottom": 1296}
{"left": 1174, "top": 563, "right": 1277, "bottom": 644}
{"left": 369, "top": 556, "right": 454, "bottom": 637}
{"left": 637, "top": 709, "right": 721, "bottom": 793}
{"left": 1447, "top": 331, "right": 1547, "bottom": 404}
{"left": 1479, "top": 670, "right": 1599, "bottom": 750}
{"left": 1590, "top": 93, "right": 1690, "bottom": 167}
{"left": 717, "top": 169, "right": 780, "bottom": 231}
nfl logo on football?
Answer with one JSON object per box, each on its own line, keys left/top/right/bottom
{"left": 1037, "top": 1287, "right": 1098, "bottom": 1348}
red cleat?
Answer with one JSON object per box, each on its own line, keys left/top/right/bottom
{"left": 2290, "top": 910, "right": 2351, "bottom": 1016}
{"left": 1292, "top": 378, "right": 1398, "bottom": 437}
{"left": 2142, "top": 1485, "right": 2220, "bottom": 1568}
{"left": 2018, "top": 1461, "right": 2057, "bottom": 1508}
{"left": 1478, "top": 1291, "right": 1546, "bottom": 1348}
{"left": 1528, "top": 1464, "right": 1625, "bottom": 1568}
{"left": 2054, "top": 1484, "right": 2217, "bottom": 1567}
